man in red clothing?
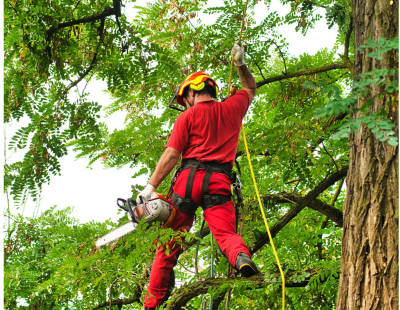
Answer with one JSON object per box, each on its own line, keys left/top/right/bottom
{"left": 138, "top": 43, "right": 258, "bottom": 309}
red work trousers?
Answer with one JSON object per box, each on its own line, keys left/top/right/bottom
{"left": 144, "top": 169, "right": 251, "bottom": 309}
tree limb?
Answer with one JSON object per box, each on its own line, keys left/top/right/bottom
{"left": 263, "top": 192, "right": 344, "bottom": 227}
{"left": 256, "top": 62, "right": 348, "bottom": 88}
{"left": 64, "top": 18, "right": 105, "bottom": 94}
{"left": 339, "top": 15, "right": 354, "bottom": 74}
{"left": 164, "top": 271, "right": 311, "bottom": 310}
{"left": 251, "top": 165, "right": 348, "bottom": 253}
{"left": 47, "top": 6, "right": 116, "bottom": 37}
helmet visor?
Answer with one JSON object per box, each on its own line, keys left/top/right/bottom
{"left": 168, "top": 86, "right": 185, "bottom": 112}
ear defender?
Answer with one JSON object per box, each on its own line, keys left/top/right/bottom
{"left": 189, "top": 82, "right": 205, "bottom": 91}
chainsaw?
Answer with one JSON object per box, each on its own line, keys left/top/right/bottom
{"left": 95, "top": 193, "right": 173, "bottom": 247}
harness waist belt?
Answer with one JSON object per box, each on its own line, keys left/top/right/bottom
{"left": 181, "top": 159, "right": 232, "bottom": 177}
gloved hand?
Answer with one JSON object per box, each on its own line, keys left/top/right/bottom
{"left": 136, "top": 183, "right": 156, "bottom": 205}
{"left": 231, "top": 42, "right": 245, "bottom": 67}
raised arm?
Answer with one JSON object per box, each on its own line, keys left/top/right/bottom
{"left": 232, "top": 43, "right": 257, "bottom": 103}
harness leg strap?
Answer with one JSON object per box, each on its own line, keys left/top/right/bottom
{"left": 201, "top": 165, "right": 214, "bottom": 209}
{"left": 184, "top": 165, "right": 198, "bottom": 206}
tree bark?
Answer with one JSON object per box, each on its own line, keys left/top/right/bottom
{"left": 336, "top": 0, "right": 398, "bottom": 308}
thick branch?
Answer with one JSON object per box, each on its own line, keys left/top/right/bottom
{"left": 264, "top": 192, "right": 343, "bottom": 227}
{"left": 48, "top": 6, "right": 116, "bottom": 37}
{"left": 251, "top": 165, "right": 348, "bottom": 253}
{"left": 344, "top": 17, "right": 353, "bottom": 59}
{"left": 165, "top": 271, "right": 311, "bottom": 310}
{"left": 256, "top": 62, "right": 348, "bottom": 88}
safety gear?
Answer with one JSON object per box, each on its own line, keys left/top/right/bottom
{"left": 137, "top": 183, "right": 156, "bottom": 205}
{"left": 235, "top": 252, "right": 259, "bottom": 277}
{"left": 231, "top": 42, "right": 245, "bottom": 67}
{"left": 171, "top": 159, "right": 232, "bottom": 215}
{"left": 169, "top": 71, "right": 219, "bottom": 108}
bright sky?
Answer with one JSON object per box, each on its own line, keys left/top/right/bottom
{"left": 3, "top": 0, "right": 339, "bottom": 225}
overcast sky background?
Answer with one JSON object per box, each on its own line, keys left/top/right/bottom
{"left": 3, "top": 0, "right": 339, "bottom": 226}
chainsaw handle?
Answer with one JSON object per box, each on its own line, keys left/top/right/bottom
{"left": 117, "top": 198, "right": 128, "bottom": 212}
{"left": 126, "top": 198, "right": 139, "bottom": 224}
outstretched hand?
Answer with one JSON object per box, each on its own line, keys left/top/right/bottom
{"left": 231, "top": 42, "right": 245, "bottom": 67}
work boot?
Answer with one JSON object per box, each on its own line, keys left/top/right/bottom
{"left": 235, "top": 253, "right": 259, "bottom": 277}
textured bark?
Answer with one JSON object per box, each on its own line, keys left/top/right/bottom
{"left": 336, "top": 0, "right": 399, "bottom": 308}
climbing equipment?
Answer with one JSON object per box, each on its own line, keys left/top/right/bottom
{"left": 225, "top": 0, "right": 286, "bottom": 308}
{"left": 95, "top": 193, "right": 175, "bottom": 247}
{"left": 171, "top": 159, "right": 233, "bottom": 215}
{"left": 168, "top": 71, "right": 219, "bottom": 111}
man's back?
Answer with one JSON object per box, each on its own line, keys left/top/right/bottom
{"left": 167, "top": 90, "right": 250, "bottom": 166}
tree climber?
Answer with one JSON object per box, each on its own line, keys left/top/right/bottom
{"left": 138, "top": 43, "right": 259, "bottom": 310}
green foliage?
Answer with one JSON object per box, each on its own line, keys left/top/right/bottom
{"left": 303, "top": 37, "right": 399, "bottom": 146}
{"left": 325, "top": 1, "right": 351, "bottom": 32}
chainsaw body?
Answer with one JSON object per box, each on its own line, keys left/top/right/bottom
{"left": 128, "top": 196, "right": 171, "bottom": 225}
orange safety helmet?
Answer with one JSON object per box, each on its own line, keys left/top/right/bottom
{"left": 169, "top": 71, "right": 219, "bottom": 110}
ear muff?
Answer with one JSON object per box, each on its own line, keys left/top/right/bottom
{"left": 189, "top": 82, "right": 205, "bottom": 92}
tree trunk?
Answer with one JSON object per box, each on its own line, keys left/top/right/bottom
{"left": 336, "top": 0, "right": 399, "bottom": 308}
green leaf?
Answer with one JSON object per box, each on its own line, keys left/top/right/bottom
{"left": 388, "top": 137, "right": 399, "bottom": 146}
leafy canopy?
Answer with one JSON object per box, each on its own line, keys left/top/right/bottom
{"left": 4, "top": 0, "right": 396, "bottom": 309}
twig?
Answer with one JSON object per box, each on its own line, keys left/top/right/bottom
{"left": 109, "top": 275, "right": 125, "bottom": 310}
{"left": 173, "top": 253, "right": 198, "bottom": 275}
{"left": 7, "top": 1, "right": 20, "bottom": 17}
{"left": 267, "top": 39, "right": 287, "bottom": 74}
{"left": 71, "top": 0, "right": 81, "bottom": 15}
{"left": 63, "top": 18, "right": 105, "bottom": 95}
{"left": 321, "top": 142, "right": 339, "bottom": 172}
{"left": 246, "top": 51, "right": 265, "bottom": 79}
{"left": 285, "top": 179, "right": 299, "bottom": 184}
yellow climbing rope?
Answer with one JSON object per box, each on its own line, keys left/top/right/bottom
{"left": 227, "top": 1, "right": 285, "bottom": 309}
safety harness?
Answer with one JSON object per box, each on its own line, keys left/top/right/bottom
{"left": 171, "top": 159, "right": 233, "bottom": 215}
